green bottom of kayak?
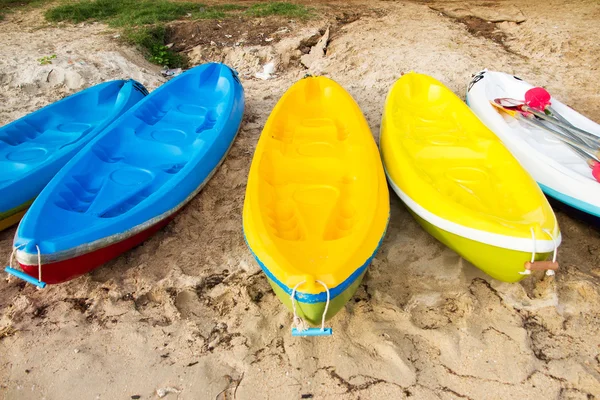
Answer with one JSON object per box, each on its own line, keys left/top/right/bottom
{"left": 266, "top": 270, "right": 367, "bottom": 326}
{"left": 0, "top": 199, "right": 34, "bottom": 231}
{"left": 411, "top": 211, "right": 552, "bottom": 283}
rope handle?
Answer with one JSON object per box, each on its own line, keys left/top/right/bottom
{"left": 5, "top": 244, "right": 46, "bottom": 289}
{"left": 519, "top": 228, "right": 558, "bottom": 276}
{"left": 290, "top": 280, "right": 332, "bottom": 337}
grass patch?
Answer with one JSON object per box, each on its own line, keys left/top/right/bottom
{"left": 44, "top": 0, "right": 313, "bottom": 67}
{"left": 245, "top": 2, "right": 312, "bottom": 18}
{"left": 45, "top": 0, "right": 214, "bottom": 67}
{"left": 123, "top": 25, "right": 185, "bottom": 68}
{"left": 46, "top": 0, "right": 199, "bottom": 26}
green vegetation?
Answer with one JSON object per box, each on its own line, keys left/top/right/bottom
{"left": 46, "top": 0, "right": 200, "bottom": 26}
{"left": 44, "top": 1, "right": 312, "bottom": 25}
{"left": 3, "top": 0, "right": 313, "bottom": 67}
{"left": 122, "top": 25, "right": 185, "bottom": 68}
{"left": 45, "top": 0, "right": 244, "bottom": 68}
{"left": 245, "top": 2, "right": 313, "bottom": 18}
{"left": 38, "top": 54, "right": 57, "bottom": 65}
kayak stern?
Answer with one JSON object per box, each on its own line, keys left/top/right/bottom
{"left": 265, "top": 270, "right": 367, "bottom": 325}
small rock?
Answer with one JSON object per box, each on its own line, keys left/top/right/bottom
{"left": 156, "top": 387, "right": 181, "bottom": 398}
{"left": 300, "top": 27, "right": 330, "bottom": 69}
{"left": 74, "top": 348, "right": 80, "bottom": 353}
{"left": 255, "top": 62, "right": 275, "bottom": 80}
{"left": 161, "top": 68, "right": 182, "bottom": 78}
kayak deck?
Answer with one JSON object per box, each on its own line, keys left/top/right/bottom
{"left": 244, "top": 76, "right": 389, "bottom": 294}
{"left": 0, "top": 80, "right": 146, "bottom": 230}
{"left": 382, "top": 72, "right": 557, "bottom": 240}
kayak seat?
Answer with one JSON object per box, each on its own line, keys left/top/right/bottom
{"left": 0, "top": 119, "right": 43, "bottom": 146}
{"left": 0, "top": 88, "right": 129, "bottom": 187}
{"left": 256, "top": 113, "right": 360, "bottom": 244}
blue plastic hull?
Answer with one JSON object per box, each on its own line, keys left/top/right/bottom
{"left": 13, "top": 63, "right": 245, "bottom": 281}
{"left": 0, "top": 80, "right": 147, "bottom": 228}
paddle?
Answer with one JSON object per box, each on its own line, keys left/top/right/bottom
{"left": 491, "top": 100, "right": 600, "bottom": 182}
{"left": 525, "top": 87, "right": 600, "bottom": 147}
{"left": 495, "top": 97, "right": 600, "bottom": 148}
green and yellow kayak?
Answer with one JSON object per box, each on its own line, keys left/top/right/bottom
{"left": 380, "top": 72, "right": 560, "bottom": 282}
{"left": 243, "top": 76, "right": 389, "bottom": 333}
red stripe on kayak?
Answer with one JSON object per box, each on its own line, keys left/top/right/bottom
{"left": 19, "top": 214, "right": 176, "bottom": 284}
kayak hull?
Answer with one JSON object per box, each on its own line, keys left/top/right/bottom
{"left": 0, "top": 210, "right": 26, "bottom": 232}
{"left": 409, "top": 209, "right": 551, "bottom": 283}
{"left": 243, "top": 76, "right": 389, "bottom": 327}
{"left": 0, "top": 200, "right": 32, "bottom": 231}
{"left": 539, "top": 183, "right": 600, "bottom": 222}
{"left": 381, "top": 72, "right": 560, "bottom": 282}
{"left": 19, "top": 214, "right": 175, "bottom": 284}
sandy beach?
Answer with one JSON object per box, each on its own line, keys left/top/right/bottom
{"left": 1, "top": 1, "right": 600, "bottom": 399}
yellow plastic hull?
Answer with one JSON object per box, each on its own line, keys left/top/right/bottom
{"left": 411, "top": 211, "right": 551, "bottom": 282}
{"left": 381, "top": 72, "right": 560, "bottom": 282}
{"left": 0, "top": 209, "right": 27, "bottom": 231}
{"left": 0, "top": 200, "right": 33, "bottom": 231}
{"left": 243, "top": 76, "right": 389, "bottom": 322}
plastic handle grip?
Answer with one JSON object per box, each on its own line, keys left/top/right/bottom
{"left": 291, "top": 327, "right": 333, "bottom": 337}
{"left": 5, "top": 266, "right": 46, "bottom": 288}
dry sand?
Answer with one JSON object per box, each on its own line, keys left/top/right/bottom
{"left": 1, "top": 1, "right": 600, "bottom": 399}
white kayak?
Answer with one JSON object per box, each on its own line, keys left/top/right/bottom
{"left": 467, "top": 70, "right": 600, "bottom": 218}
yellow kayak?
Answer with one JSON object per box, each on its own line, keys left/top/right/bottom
{"left": 380, "top": 72, "right": 560, "bottom": 282}
{"left": 243, "top": 76, "right": 389, "bottom": 333}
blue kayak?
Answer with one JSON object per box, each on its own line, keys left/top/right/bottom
{"left": 7, "top": 63, "right": 244, "bottom": 287}
{"left": 0, "top": 80, "right": 148, "bottom": 231}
